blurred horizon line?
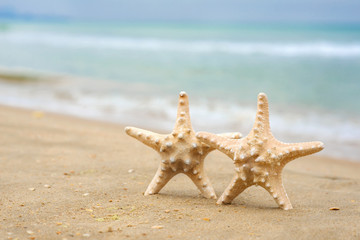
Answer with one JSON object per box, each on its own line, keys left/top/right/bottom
{"left": 2, "top": 17, "right": 360, "bottom": 28}
{"left": 1, "top": 5, "right": 360, "bottom": 26}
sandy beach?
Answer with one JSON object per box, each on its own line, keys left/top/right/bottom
{"left": 1, "top": 104, "right": 360, "bottom": 240}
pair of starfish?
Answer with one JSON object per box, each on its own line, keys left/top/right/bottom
{"left": 125, "top": 92, "right": 324, "bottom": 210}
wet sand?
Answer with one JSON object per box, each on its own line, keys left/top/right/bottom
{"left": 0, "top": 105, "right": 359, "bottom": 240}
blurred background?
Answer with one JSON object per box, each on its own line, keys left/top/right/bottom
{"left": 0, "top": 0, "right": 359, "bottom": 160}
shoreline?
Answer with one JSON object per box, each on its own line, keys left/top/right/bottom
{"left": 1, "top": 66, "right": 360, "bottom": 163}
{"left": 1, "top": 102, "right": 359, "bottom": 165}
{"left": 1, "top": 104, "right": 360, "bottom": 239}
{"left": 0, "top": 85, "right": 359, "bottom": 162}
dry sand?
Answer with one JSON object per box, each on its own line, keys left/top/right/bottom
{"left": 0, "top": 105, "right": 359, "bottom": 240}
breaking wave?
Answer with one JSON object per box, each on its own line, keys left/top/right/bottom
{"left": 1, "top": 31, "right": 360, "bottom": 57}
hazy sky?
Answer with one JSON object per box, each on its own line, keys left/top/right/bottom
{"left": 1, "top": 0, "right": 360, "bottom": 23}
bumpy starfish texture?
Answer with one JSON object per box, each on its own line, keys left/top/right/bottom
{"left": 125, "top": 91, "right": 242, "bottom": 199}
{"left": 196, "top": 93, "right": 324, "bottom": 210}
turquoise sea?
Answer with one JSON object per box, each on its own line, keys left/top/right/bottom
{"left": 0, "top": 20, "right": 359, "bottom": 160}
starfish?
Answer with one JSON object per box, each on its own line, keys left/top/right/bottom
{"left": 125, "top": 91, "right": 242, "bottom": 199}
{"left": 196, "top": 93, "right": 324, "bottom": 210}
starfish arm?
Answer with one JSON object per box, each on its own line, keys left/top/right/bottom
{"left": 124, "top": 126, "right": 163, "bottom": 151}
{"left": 276, "top": 141, "right": 324, "bottom": 164}
{"left": 174, "top": 91, "right": 193, "bottom": 130}
{"left": 252, "top": 93, "right": 271, "bottom": 135}
{"left": 186, "top": 165, "right": 217, "bottom": 199}
{"left": 196, "top": 132, "right": 239, "bottom": 159}
{"left": 217, "top": 132, "right": 242, "bottom": 139}
{"left": 263, "top": 175, "right": 293, "bottom": 210}
{"left": 216, "top": 174, "right": 248, "bottom": 205}
{"left": 194, "top": 132, "right": 242, "bottom": 156}
{"left": 144, "top": 165, "right": 177, "bottom": 196}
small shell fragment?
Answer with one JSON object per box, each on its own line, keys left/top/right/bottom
{"left": 151, "top": 225, "right": 164, "bottom": 229}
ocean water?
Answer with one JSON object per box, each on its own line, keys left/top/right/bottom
{"left": 0, "top": 21, "right": 359, "bottom": 161}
